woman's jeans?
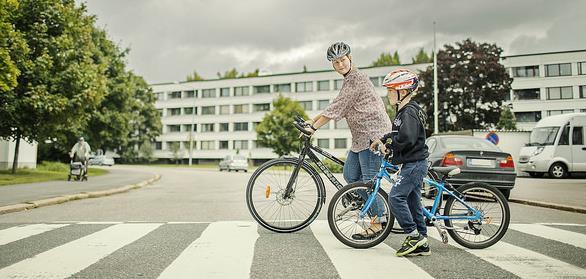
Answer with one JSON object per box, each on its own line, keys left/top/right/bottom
{"left": 343, "top": 149, "right": 386, "bottom": 223}
{"left": 389, "top": 159, "right": 428, "bottom": 236}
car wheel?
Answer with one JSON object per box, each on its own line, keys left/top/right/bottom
{"left": 548, "top": 162, "right": 568, "bottom": 179}
{"left": 528, "top": 172, "right": 544, "bottom": 178}
{"left": 500, "top": 189, "right": 511, "bottom": 200}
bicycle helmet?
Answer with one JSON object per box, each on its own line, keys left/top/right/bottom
{"left": 382, "top": 69, "right": 419, "bottom": 92}
{"left": 326, "top": 42, "right": 351, "bottom": 61}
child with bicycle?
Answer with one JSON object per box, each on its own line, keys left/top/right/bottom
{"left": 370, "top": 69, "right": 430, "bottom": 257}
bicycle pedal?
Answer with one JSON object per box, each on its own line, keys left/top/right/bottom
{"left": 440, "top": 230, "right": 449, "bottom": 244}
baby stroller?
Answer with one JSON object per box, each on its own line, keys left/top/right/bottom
{"left": 68, "top": 159, "right": 88, "bottom": 182}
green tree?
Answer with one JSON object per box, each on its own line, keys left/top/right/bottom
{"left": 411, "top": 48, "right": 432, "bottom": 64}
{"left": 414, "top": 39, "right": 513, "bottom": 132}
{"left": 256, "top": 95, "right": 309, "bottom": 157}
{"left": 497, "top": 105, "right": 517, "bottom": 130}
{"left": 186, "top": 70, "right": 204, "bottom": 81}
{"left": 371, "top": 50, "right": 401, "bottom": 67}
{"left": 1, "top": 0, "right": 108, "bottom": 173}
{"left": 139, "top": 141, "right": 156, "bottom": 164}
{"left": 239, "top": 68, "right": 259, "bottom": 78}
{"left": 218, "top": 68, "right": 239, "bottom": 79}
{"left": 0, "top": 0, "right": 24, "bottom": 94}
{"left": 168, "top": 142, "right": 182, "bottom": 164}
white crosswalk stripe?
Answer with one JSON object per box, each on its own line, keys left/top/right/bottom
{"left": 510, "top": 223, "right": 586, "bottom": 250}
{"left": 0, "top": 221, "right": 584, "bottom": 278}
{"left": 0, "top": 223, "right": 69, "bottom": 246}
{"left": 0, "top": 223, "right": 161, "bottom": 278}
{"left": 158, "top": 221, "right": 258, "bottom": 279}
{"left": 428, "top": 230, "right": 586, "bottom": 278}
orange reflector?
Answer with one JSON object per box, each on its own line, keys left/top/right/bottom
{"left": 265, "top": 185, "right": 270, "bottom": 199}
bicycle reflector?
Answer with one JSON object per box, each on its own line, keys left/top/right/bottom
{"left": 265, "top": 184, "right": 270, "bottom": 199}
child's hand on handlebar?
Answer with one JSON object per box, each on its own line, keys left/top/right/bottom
{"left": 370, "top": 138, "right": 389, "bottom": 154}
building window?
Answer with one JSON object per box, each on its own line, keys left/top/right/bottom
{"left": 169, "top": 108, "right": 181, "bottom": 116}
{"left": 184, "top": 90, "right": 196, "bottom": 98}
{"left": 252, "top": 122, "right": 260, "bottom": 131}
{"left": 169, "top": 91, "right": 181, "bottom": 99}
{"left": 201, "top": 141, "right": 215, "bottom": 150}
{"left": 158, "top": 109, "right": 164, "bottom": 117}
{"left": 234, "top": 86, "right": 249, "bottom": 96}
{"left": 253, "top": 85, "right": 270, "bottom": 94}
{"left": 184, "top": 107, "right": 195, "bottom": 115}
{"left": 234, "top": 122, "right": 249, "bottom": 131}
{"left": 335, "top": 119, "right": 349, "bottom": 129}
{"left": 233, "top": 140, "right": 249, "bottom": 150}
{"left": 512, "top": 65, "right": 539, "bottom": 77}
{"left": 219, "top": 141, "right": 229, "bottom": 150}
{"left": 219, "top": 105, "right": 230, "bottom": 115}
{"left": 233, "top": 104, "right": 249, "bottom": 114}
{"left": 370, "top": 77, "right": 380, "bottom": 87}
{"left": 274, "top": 83, "right": 291, "bottom": 93}
{"left": 547, "top": 87, "right": 573, "bottom": 100}
{"left": 334, "top": 79, "right": 344, "bottom": 90}
{"left": 202, "top": 106, "right": 216, "bottom": 115}
{"left": 513, "top": 88, "right": 540, "bottom": 100}
{"left": 155, "top": 92, "right": 165, "bottom": 101}
{"left": 219, "top": 123, "right": 229, "bottom": 132}
{"left": 547, "top": 109, "right": 574, "bottom": 116}
{"left": 514, "top": 111, "right": 542, "bottom": 123}
{"left": 253, "top": 103, "right": 270, "bottom": 112}
{"left": 321, "top": 122, "right": 330, "bottom": 129}
{"left": 545, "top": 63, "right": 572, "bottom": 77}
{"left": 154, "top": 142, "right": 162, "bottom": 150}
{"left": 317, "top": 80, "right": 330, "bottom": 91}
{"left": 182, "top": 124, "right": 195, "bottom": 132}
{"left": 580, "top": 85, "right": 586, "bottom": 98}
{"left": 168, "top": 125, "right": 181, "bottom": 133}
{"left": 252, "top": 140, "right": 267, "bottom": 149}
{"left": 317, "top": 139, "right": 330, "bottom": 149}
{"left": 299, "top": 101, "right": 313, "bottom": 111}
{"left": 166, "top": 142, "right": 180, "bottom": 150}
{"left": 296, "top": 81, "right": 313, "bottom": 92}
{"left": 318, "top": 100, "right": 330, "bottom": 110}
{"left": 201, "top": 123, "right": 215, "bottom": 132}
{"left": 202, "top": 89, "right": 216, "bottom": 98}
{"left": 334, "top": 138, "right": 347, "bottom": 149}
{"left": 579, "top": 62, "right": 586, "bottom": 75}
{"left": 220, "top": 88, "right": 230, "bottom": 97}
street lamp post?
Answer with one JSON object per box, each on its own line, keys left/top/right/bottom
{"left": 433, "top": 21, "right": 439, "bottom": 135}
{"left": 188, "top": 90, "right": 197, "bottom": 166}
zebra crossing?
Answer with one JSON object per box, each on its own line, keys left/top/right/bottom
{"left": 0, "top": 221, "right": 585, "bottom": 278}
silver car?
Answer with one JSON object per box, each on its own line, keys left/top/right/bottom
{"left": 219, "top": 155, "right": 248, "bottom": 172}
{"left": 88, "top": 155, "right": 115, "bottom": 166}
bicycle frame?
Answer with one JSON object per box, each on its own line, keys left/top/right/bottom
{"left": 360, "top": 159, "right": 483, "bottom": 222}
{"left": 284, "top": 136, "right": 346, "bottom": 198}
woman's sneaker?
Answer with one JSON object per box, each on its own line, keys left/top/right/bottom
{"left": 406, "top": 243, "right": 431, "bottom": 256}
{"left": 396, "top": 234, "right": 427, "bottom": 257}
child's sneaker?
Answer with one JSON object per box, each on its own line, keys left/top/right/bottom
{"left": 406, "top": 242, "right": 431, "bottom": 256}
{"left": 396, "top": 234, "right": 427, "bottom": 257}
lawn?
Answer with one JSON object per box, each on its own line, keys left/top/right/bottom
{"left": 0, "top": 162, "right": 109, "bottom": 186}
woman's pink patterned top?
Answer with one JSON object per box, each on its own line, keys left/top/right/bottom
{"left": 322, "top": 68, "right": 393, "bottom": 152}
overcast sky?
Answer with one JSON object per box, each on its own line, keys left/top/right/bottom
{"left": 81, "top": 0, "right": 586, "bottom": 84}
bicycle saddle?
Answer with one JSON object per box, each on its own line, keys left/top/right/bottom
{"left": 431, "top": 166, "right": 461, "bottom": 177}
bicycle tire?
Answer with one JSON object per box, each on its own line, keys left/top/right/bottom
{"left": 444, "top": 183, "right": 510, "bottom": 249}
{"left": 246, "top": 158, "right": 324, "bottom": 233}
{"left": 328, "top": 182, "right": 394, "bottom": 249}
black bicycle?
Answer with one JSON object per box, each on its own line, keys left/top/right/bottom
{"left": 246, "top": 116, "right": 348, "bottom": 233}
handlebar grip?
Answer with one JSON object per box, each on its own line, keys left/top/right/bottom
{"left": 294, "top": 115, "right": 305, "bottom": 123}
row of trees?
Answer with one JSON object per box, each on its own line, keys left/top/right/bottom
{"left": 256, "top": 39, "right": 517, "bottom": 156}
{"left": 186, "top": 68, "right": 260, "bottom": 82}
{"left": 0, "top": 0, "right": 161, "bottom": 173}
{"left": 371, "top": 48, "right": 434, "bottom": 67}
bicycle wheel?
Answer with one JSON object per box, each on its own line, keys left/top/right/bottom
{"left": 444, "top": 183, "right": 510, "bottom": 249}
{"left": 328, "top": 182, "right": 394, "bottom": 249}
{"left": 246, "top": 158, "right": 323, "bottom": 233}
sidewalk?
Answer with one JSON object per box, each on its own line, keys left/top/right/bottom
{"left": 0, "top": 166, "right": 157, "bottom": 207}
{"left": 510, "top": 176, "right": 586, "bottom": 212}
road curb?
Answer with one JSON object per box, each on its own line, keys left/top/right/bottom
{"left": 0, "top": 174, "right": 161, "bottom": 215}
{"left": 509, "top": 198, "right": 586, "bottom": 214}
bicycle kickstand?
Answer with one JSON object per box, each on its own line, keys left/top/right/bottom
{"left": 432, "top": 220, "right": 449, "bottom": 244}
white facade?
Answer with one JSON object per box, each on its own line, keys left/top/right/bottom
{"left": 501, "top": 50, "right": 586, "bottom": 130}
{"left": 151, "top": 65, "right": 427, "bottom": 161}
{"left": 0, "top": 139, "right": 38, "bottom": 170}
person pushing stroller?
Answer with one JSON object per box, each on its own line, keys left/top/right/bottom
{"left": 69, "top": 137, "right": 91, "bottom": 180}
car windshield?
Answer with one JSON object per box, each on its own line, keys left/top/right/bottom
{"left": 440, "top": 137, "right": 500, "bottom": 151}
{"left": 529, "top": 127, "right": 560, "bottom": 146}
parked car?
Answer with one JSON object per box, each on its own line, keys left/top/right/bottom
{"left": 518, "top": 113, "right": 586, "bottom": 178}
{"left": 88, "top": 155, "right": 115, "bottom": 166}
{"left": 424, "top": 135, "right": 516, "bottom": 199}
{"left": 219, "top": 155, "right": 248, "bottom": 172}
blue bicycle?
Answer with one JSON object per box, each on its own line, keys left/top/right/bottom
{"left": 327, "top": 148, "right": 510, "bottom": 249}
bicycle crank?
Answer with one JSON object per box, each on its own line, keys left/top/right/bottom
{"left": 433, "top": 220, "right": 449, "bottom": 244}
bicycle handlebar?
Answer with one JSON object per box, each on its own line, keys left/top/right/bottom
{"left": 293, "top": 115, "right": 312, "bottom": 136}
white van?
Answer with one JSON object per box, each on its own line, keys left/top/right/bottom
{"left": 518, "top": 113, "right": 586, "bottom": 178}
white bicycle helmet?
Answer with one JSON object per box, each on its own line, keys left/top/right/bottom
{"left": 382, "top": 69, "right": 419, "bottom": 92}
{"left": 326, "top": 42, "right": 351, "bottom": 61}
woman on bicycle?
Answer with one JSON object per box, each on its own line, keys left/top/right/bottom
{"left": 304, "top": 42, "right": 393, "bottom": 238}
